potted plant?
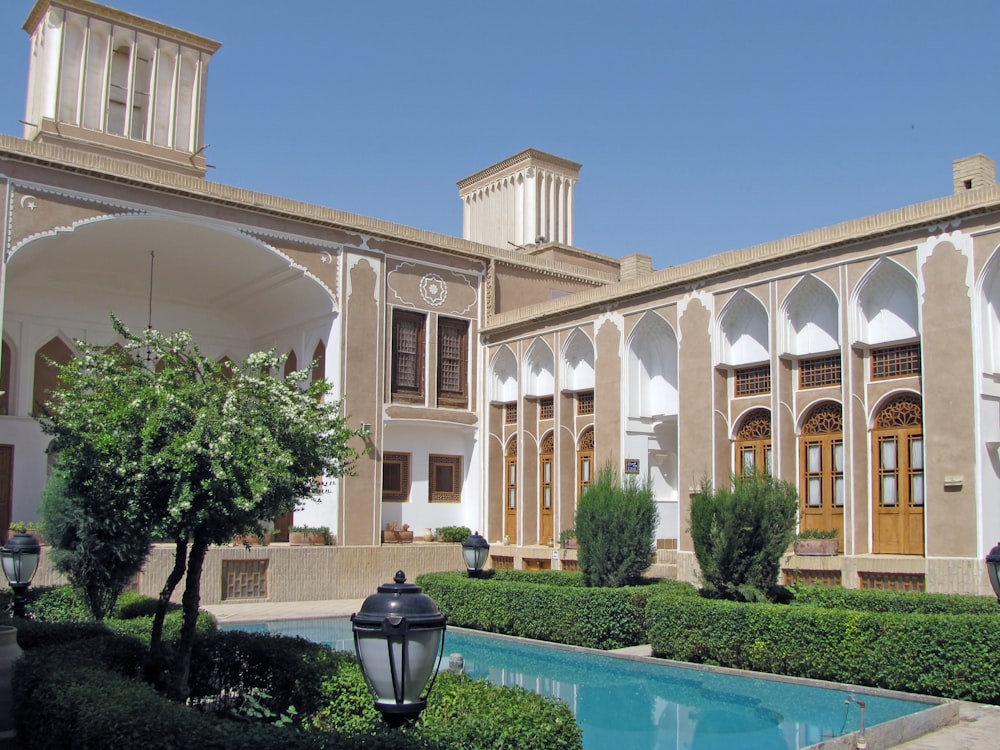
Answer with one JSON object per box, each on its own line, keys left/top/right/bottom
{"left": 383, "top": 521, "right": 401, "bottom": 543}
{"left": 559, "top": 528, "right": 577, "bottom": 549}
{"left": 793, "top": 528, "right": 838, "bottom": 556}
{"left": 398, "top": 523, "right": 413, "bottom": 543}
{"left": 289, "top": 525, "right": 331, "bottom": 546}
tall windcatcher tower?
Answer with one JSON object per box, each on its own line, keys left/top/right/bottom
{"left": 20, "top": 0, "right": 220, "bottom": 177}
{"left": 458, "top": 149, "right": 581, "bottom": 249}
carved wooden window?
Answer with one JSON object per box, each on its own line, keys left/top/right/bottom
{"left": 437, "top": 317, "right": 469, "bottom": 408}
{"left": 871, "top": 343, "right": 921, "bottom": 380}
{"left": 735, "top": 365, "right": 771, "bottom": 396}
{"left": 539, "top": 396, "right": 554, "bottom": 420}
{"left": 735, "top": 409, "right": 772, "bottom": 475}
{"left": 429, "top": 454, "right": 462, "bottom": 502}
{"left": 382, "top": 452, "right": 411, "bottom": 502}
{"left": 576, "top": 390, "right": 594, "bottom": 416}
{"left": 799, "top": 355, "right": 842, "bottom": 389}
{"left": 504, "top": 402, "right": 518, "bottom": 424}
{"left": 505, "top": 438, "right": 517, "bottom": 543}
{"left": 578, "top": 427, "right": 595, "bottom": 496}
{"left": 391, "top": 309, "right": 425, "bottom": 402}
{"left": 801, "top": 403, "right": 844, "bottom": 508}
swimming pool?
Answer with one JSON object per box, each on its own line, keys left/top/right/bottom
{"left": 224, "top": 617, "right": 943, "bottom": 749}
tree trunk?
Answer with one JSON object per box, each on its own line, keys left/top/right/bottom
{"left": 166, "top": 536, "right": 208, "bottom": 702}
{"left": 145, "top": 538, "right": 187, "bottom": 687}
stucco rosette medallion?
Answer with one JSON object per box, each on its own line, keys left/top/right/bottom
{"left": 419, "top": 273, "right": 448, "bottom": 306}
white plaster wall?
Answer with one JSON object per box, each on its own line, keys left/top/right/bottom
{"left": 381, "top": 423, "right": 482, "bottom": 537}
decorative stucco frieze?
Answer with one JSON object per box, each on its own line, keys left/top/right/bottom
{"left": 386, "top": 261, "right": 477, "bottom": 316}
{"left": 6, "top": 182, "right": 143, "bottom": 258}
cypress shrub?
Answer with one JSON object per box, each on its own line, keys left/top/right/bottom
{"left": 689, "top": 472, "right": 798, "bottom": 601}
{"left": 575, "top": 463, "right": 657, "bottom": 587}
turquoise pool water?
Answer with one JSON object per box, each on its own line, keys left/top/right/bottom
{"left": 224, "top": 617, "right": 935, "bottom": 749}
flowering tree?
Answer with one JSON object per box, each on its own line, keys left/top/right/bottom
{"left": 40, "top": 317, "right": 364, "bottom": 699}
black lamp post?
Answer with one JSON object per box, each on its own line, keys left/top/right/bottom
{"left": 351, "top": 570, "right": 447, "bottom": 726}
{"left": 462, "top": 531, "right": 490, "bottom": 578}
{"left": 986, "top": 541, "right": 1000, "bottom": 603}
{"left": 1, "top": 532, "right": 41, "bottom": 618}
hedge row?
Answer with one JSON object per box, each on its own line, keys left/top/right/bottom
{"left": 790, "top": 584, "right": 1000, "bottom": 615}
{"left": 417, "top": 571, "right": 697, "bottom": 649}
{"left": 10, "top": 590, "right": 583, "bottom": 750}
{"left": 646, "top": 595, "right": 1000, "bottom": 703}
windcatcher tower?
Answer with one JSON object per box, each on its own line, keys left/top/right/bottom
{"left": 20, "top": 0, "right": 221, "bottom": 177}
{"left": 458, "top": 149, "right": 581, "bottom": 249}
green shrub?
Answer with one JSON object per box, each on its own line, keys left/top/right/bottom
{"left": 689, "top": 472, "right": 798, "bottom": 601}
{"left": 575, "top": 463, "right": 656, "bottom": 587}
{"left": 418, "top": 572, "right": 697, "bottom": 649}
{"left": 790, "top": 585, "right": 1000, "bottom": 615}
{"left": 489, "top": 569, "right": 586, "bottom": 586}
{"left": 436, "top": 525, "right": 471, "bottom": 543}
{"left": 419, "top": 672, "right": 582, "bottom": 750}
{"left": 645, "top": 595, "right": 1000, "bottom": 703}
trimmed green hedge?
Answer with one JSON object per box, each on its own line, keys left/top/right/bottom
{"left": 791, "top": 584, "right": 1000, "bottom": 615}
{"left": 14, "top": 627, "right": 582, "bottom": 749}
{"left": 417, "top": 571, "right": 696, "bottom": 649}
{"left": 646, "top": 595, "right": 1000, "bottom": 703}
{"left": 10, "top": 588, "right": 582, "bottom": 749}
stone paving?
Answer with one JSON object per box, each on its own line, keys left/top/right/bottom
{"left": 201, "top": 599, "right": 1000, "bottom": 749}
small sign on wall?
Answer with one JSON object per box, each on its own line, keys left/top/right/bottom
{"left": 624, "top": 458, "right": 640, "bottom": 475}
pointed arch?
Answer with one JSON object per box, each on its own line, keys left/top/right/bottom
{"left": 718, "top": 290, "right": 769, "bottom": 366}
{"left": 577, "top": 426, "right": 595, "bottom": 497}
{"left": 561, "top": 329, "right": 595, "bottom": 392}
{"left": 626, "top": 311, "right": 679, "bottom": 419}
{"left": 283, "top": 349, "right": 298, "bottom": 379}
{"left": 853, "top": 259, "right": 918, "bottom": 346}
{"left": 505, "top": 436, "right": 518, "bottom": 543}
{"left": 871, "top": 392, "right": 924, "bottom": 555}
{"left": 1, "top": 339, "right": 14, "bottom": 416}
{"left": 524, "top": 339, "right": 555, "bottom": 398}
{"left": 734, "top": 408, "right": 772, "bottom": 475}
{"left": 33, "top": 335, "right": 75, "bottom": 417}
{"left": 782, "top": 275, "right": 840, "bottom": 356}
{"left": 539, "top": 430, "right": 555, "bottom": 544}
{"left": 489, "top": 346, "right": 518, "bottom": 403}
{"left": 311, "top": 340, "right": 326, "bottom": 384}
{"left": 979, "top": 246, "right": 1000, "bottom": 373}
{"left": 798, "top": 400, "right": 845, "bottom": 542}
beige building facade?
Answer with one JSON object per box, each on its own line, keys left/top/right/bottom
{"left": 2, "top": 1, "right": 1000, "bottom": 598}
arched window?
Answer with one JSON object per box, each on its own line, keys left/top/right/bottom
{"left": 577, "top": 427, "right": 594, "bottom": 497}
{"left": 33, "top": 337, "right": 74, "bottom": 417}
{"left": 799, "top": 403, "right": 844, "bottom": 543}
{"left": 735, "top": 409, "right": 772, "bottom": 475}
{"left": 872, "top": 394, "right": 924, "bottom": 555}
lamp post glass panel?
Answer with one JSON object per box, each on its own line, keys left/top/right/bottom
{"left": 351, "top": 570, "right": 447, "bottom": 726}
{"left": 462, "top": 531, "right": 490, "bottom": 577}
{"left": 1, "top": 533, "right": 41, "bottom": 618}
{"left": 986, "top": 541, "right": 1000, "bottom": 603}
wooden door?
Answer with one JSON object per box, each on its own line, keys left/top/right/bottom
{"left": 872, "top": 395, "right": 924, "bottom": 555}
{"left": 799, "top": 403, "right": 844, "bottom": 549}
{"left": 735, "top": 410, "right": 772, "bottom": 475}
{"left": 505, "top": 439, "right": 517, "bottom": 543}
{"left": 539, "top": 433, "right": 554, "bottom": 545}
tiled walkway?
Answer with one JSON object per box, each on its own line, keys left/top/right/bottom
{"left": 201, "top": 599, "right": 1000, "bottom": 749}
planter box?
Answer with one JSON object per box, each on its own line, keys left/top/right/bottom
{"left": 382, "top": 531, "right": 401, "bottom": 544}
{"left": 398, "top": 531, "right": 414, "bottom": 543}
{"left": 793, "top": 538, "right": 838, "bottom": 556}
{"left": 289, "top": 531, "right": 328, "bottom": 546}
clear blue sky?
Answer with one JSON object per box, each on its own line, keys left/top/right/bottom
{"left": 2, "top": 1, "right": 998, "bottom": 270}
